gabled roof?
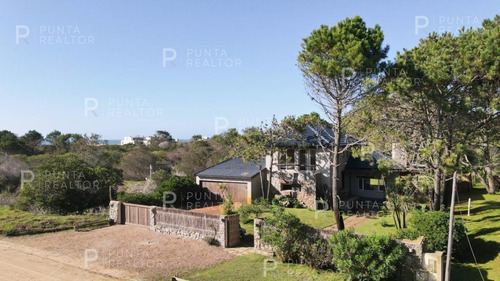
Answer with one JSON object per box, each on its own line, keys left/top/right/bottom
{"left": 345, "top": 150, "right": 405, "bottom": 170}
{"left": 279, "top": 125, "right": 358, "bottom": 147}
{"left": 195, "top": 158, "right": 264, "bottom": 181}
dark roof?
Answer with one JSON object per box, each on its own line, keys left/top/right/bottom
{"left": 345, "top": 150, "right": 405, "bottom": 170}
{"left": 195, "top": 158, "right": 264, "bottom": 181}
{"left": 280, "top": 125, "right": 358, "bottom": 147}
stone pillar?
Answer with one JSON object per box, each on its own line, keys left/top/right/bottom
{"left": 423, "top": 251, "right": 444, "bottom": 281}
{"left": 149, "top": 207, "right": 157, "bottom": 230}
{"left": 109, "top": 201, "right": 122, "bottom": 224}
{"left": 253, "top": 218, "right": 273, "bottom": 255}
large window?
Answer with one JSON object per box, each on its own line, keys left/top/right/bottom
{"left": 279, "top": 149, "right": 317, "bottom": 171}
{"left": 279, "top": 149, "right": 295, "bottom": 170}
{"left": 358, "top": 177, "right": 385, "bottom": 192}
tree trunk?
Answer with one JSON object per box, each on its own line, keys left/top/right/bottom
{"left": 332, "top": 118, "right": 344, "bottom": 231}
{"left": 485, "top": 166, "right": 497, "bottom": 194}
{"left": 433, "top": 168, "right": 442, "bottom": 211}
{"left": 258, "top": 168, "right": 265, "bottom": 200}
{"left": 267, "top": 155, "right": 273, "bottom": 201}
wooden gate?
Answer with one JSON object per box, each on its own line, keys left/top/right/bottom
{"left": 122, "top": 203, "right": 151, "bottom": 226}
{"left": 226, "top": 214, "right": 241, "bottom": 247}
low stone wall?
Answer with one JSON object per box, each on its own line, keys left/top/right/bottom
{"left": 151, "top": 207, "right": 227, "bottom": 246}
{"left": 109, "top": 201, "right": 240, "bottom": 248}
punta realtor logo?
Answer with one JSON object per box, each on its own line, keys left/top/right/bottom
{"left": 15, "top": 25, "right": 95, "bottom": 45}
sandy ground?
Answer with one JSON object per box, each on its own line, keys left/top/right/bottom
{"left": 0, "top": 225, "right": 235, "bottom": 280}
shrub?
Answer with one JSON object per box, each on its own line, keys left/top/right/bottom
{"left": 155, "top": 175, "right": 200, "bottom": 207}
{"left": 116, "top": 192, "right": 160, "bottom": 206}
{"left": 221, "top": 194, "right": 234, "bottom": 215}
{"left": 150, "top": 169, "right": 169, "bottom": 185}
{"left": 272, "top": 195, "right": 301, "bottom": 208}
{"left": 237, "top": 198, "right": 272, "bottom": 223}
{"left": 260, "top": 207, "right": 305, "bottom": 262}
{"left": 202, "top": 236, "right": 219, "bottom": 246}
{"left": 397, "top": 210, "right": 468, "bottom": 261}
{"left": 259, "top": 207, "right": 333, "bottom": 269}
{"left": 16, "top": 154, "right": 122, "bottom": 214}
{"left": 117, "top": 175, "right": 200, "bottom": 207}
{"left": 329, "top": 229, "right": 405, "bottom": 281}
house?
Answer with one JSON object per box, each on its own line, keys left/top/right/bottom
{"left": 194, "top": 158, "right": 265, "bottom": 204}
{"left": 267, "top": 125, "right": 404, "bottom": 208}
{"left": 120, "top": 136, "right": 151, "bottom": 145}
{"left": 194, "top": 125, "right": 404, "bottom": 209}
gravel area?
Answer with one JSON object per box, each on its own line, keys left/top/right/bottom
{"left": 1, "top": 224, "right": 235, "bottom": 280}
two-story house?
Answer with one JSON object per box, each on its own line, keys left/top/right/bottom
{"left": 195, "top": 125, "right": 404, "bottom": 209}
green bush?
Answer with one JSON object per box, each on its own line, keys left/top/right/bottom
{"left": 260, "top": 207, "right": 333, "bottom": 269}
{"left": 150, "top": 169, "right": 169, "bottom": 185}
{"left": 397, "top": 210, "right": 468, "bottom": 261}
{"left": 272, "top": 195, "right": 301, "bottom": 208}
{"left": 116, "top": 192, "right": 160, "bottom": 206}
{"left": 221, "top": 194, "right": 234, "bottom": 215}
{"left": 329, "top": 229, "right": 405, "bottom": 281}
{"left": 237, "top": 198, "right": 272, "bottom": 223}
{"left": 16, "top": 154, "right": 122, "bottom": 214}
{"left": 117, "top": 175, "right": 201, "bottom": 208}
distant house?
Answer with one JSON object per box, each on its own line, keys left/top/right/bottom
{"left": 120, "top": 136, "right": 151, "bottom": 146}
{"left": 195, "top": 158, "right": 265, "bottom": 204}
{"left": 194, "top": 125, "right": 404, "bottom": 209}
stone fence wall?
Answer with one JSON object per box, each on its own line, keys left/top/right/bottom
{"left": 109, "top": 201, "right": 240, "bottom": 248}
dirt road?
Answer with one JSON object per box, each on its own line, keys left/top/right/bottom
{"left": 0, "top": 225, "right": 235, "bottom": 280}
{"left": 0, "top": 240, "right": 116, "bottom": 281}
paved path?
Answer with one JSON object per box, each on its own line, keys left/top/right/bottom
{"left": 0, "top": 241, "right": 116, "bottom": 281}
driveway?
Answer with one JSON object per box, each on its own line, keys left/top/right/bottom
{"left": 0, "top": 224, "right": 235, "bottom": 280}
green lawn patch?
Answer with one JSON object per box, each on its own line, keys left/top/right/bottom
{"left": 450, "top": 186, "right": 500, "bottom": 281}
{"left": 181, "top": 253, "right": 346, "bottom": 281}
{"left": 354, "top": 214, "right": 398, "bottom": 236}
{"left": 0, "top": 206, "right": 109, "bottom": 236}
{"left": 240, "top": 207, "right": 337, "bottom": 235}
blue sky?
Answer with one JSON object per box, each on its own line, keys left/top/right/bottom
{"left": 0, "top": 0, "right": 497, "bottom": 140}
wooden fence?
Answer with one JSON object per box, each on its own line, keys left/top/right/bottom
{"left": 122, "top": 203, "right": 151, "bottom": 226}
{"left": 155, "top": 208, "right": 222, "bottom": 239}
{"left": 110, "top": 201, "right": 240, "bottom": 248}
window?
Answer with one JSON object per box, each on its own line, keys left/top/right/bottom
{"left": 358, "top": 177, "right": 384, "bottom": 191}
{"left": 281, "top": 184, "right": 302, "bottom": 192}
{"left": 310, "top": 149, "right": 316, "bottom": 171}
{"left": 299, "top": 150, "right": 307, "bottom": 170}
{"left": 279, "top": 149, "right": 295, "bottom": 170}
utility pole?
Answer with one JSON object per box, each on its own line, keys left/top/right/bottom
{"left": 444, "top": 171, "right": 457, "bottom": 281}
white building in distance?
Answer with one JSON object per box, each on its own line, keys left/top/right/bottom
{"left": 120, "top": 136, "right": 151, "bottom": 146}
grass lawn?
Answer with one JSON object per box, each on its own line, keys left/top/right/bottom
{"left": 0, "top": 206, "right": 109, "bottom": 236}
{"left": 354, "top": 214, "right": 398, "bottom": 236}
{"left": 240, "top": 207, "right": 336, "bottom": 235}
{"left": 181, "top": 253, "right": 346, "bottom": 281}
{"left": 350, "top": 185, "right": 500, "bottom": 281}
{"left": 450, "top": 186, "right": 500, "bottom": 281}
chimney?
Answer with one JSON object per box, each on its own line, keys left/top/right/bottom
{"left": 392, "top": 143, "right": 408, "bottom": 167}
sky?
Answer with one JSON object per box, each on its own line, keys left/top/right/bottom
{"left": 0, "top": 0, "right": 498, "bottom": 140}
